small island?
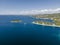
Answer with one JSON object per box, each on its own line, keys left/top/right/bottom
{"left": 10, "top": 20, "right": 22, "bottom": 23}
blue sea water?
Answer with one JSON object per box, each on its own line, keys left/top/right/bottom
{"left": 0, "top": 15, "right": 60, "bottom": 45}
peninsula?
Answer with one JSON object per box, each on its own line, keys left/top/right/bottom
{"left": 32, "top": 13, "right": 60, "bottom": 27}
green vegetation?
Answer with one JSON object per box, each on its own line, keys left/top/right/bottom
{"left": 10, "top": 20, "right": 22, "bottom": 23}
{"left": 32, "top": 21, "right": 53, "bottom": 25}
{"left": 32, "top": 13, "right": 60, "bottom": 26}
{"left": 33, "top": 13, "right": 60, "bottom": 18}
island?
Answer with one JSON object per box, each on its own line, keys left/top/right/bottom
{"left": 10, "top": 20, "right": 22, "bottom": 23}
{"left": 32, "top": 13, "right": 60, "bottom": 27}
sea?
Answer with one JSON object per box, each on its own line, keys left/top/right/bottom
{"left": 0, "top": 15, "right": 60, "bottom": 45}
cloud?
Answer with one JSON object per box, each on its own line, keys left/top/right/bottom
{"left": 0, "top": 8, "right": 60, "bottom": 15}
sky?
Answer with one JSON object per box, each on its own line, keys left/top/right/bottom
{"left": 0, "top": 0, "right": 60, "bottom": 15}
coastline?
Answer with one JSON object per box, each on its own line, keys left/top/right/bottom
{"left": 32, "top": 22, "right": 60, "bottom": 28}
